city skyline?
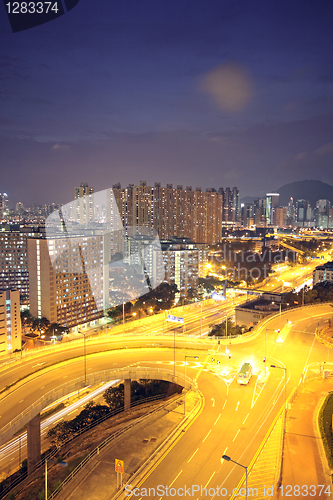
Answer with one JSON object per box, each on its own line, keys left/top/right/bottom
{"left": 1, "top": 1, "right": 333, "bottom": 206}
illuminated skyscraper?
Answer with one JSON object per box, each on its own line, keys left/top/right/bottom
{"left": 0, "top": 289, "right": 21, "bottom": 355}
{"left": 74, "top": 182, "right": 95, "bottom": 225}
{"left": 28, "top": 236, "right": 104, "bottom": 329}
{"left": 0, "top": 193, "right": 8, "bottom": 218}
{"left": 266, "top": 193, "right": 279, "bottom": 225}
{"left": 112, "top": 182, "right": 227, "bottom": 245}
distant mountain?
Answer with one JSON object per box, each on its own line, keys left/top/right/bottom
{"left": 275, "top": 180, "right": 333, "bottom": 207}
{"left": 240, "top": 196, "right": 256, "bottom": 204}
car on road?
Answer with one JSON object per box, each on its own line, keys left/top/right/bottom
{"left": 237, "top": 362, "right": 253, "bottom": 385}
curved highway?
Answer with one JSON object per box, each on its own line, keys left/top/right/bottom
{"left": 1, "top": 303, "right": 332, "bottom": 497}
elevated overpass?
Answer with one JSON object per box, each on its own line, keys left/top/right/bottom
{"left": 0, "top": 366, "right": 195, "bottom": 473}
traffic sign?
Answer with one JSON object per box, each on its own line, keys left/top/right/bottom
{"left": 167, "top": 314, "right": 184, "bottom": 324}
{"left": 115, "top": 459, "right": 124, "bottom": 474}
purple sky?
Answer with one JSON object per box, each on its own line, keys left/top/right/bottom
{"left": 1, "top": 0, "right": 333, "bottom": 206}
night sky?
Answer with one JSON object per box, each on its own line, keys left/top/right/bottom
{"left": 1, "top": 0, "right": 333, "bottom": 207}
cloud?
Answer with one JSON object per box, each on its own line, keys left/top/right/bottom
{"left": 200, "top": 62, "right": 254, "bottom": 112}
{"left": 315, "top": 142, "right": 333, "bottom": 156}
{"left": 51, "top": 143, "right": 71, "bottom": 150}
{"left": 293, "top": 151, "right": 308, "bottom": 162}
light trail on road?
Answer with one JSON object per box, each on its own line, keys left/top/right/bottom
{"left": 0, "top": 379, "right": 119, "bottom": 475}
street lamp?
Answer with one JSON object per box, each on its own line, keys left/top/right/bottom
{"left": 272, "top": 301, "right": 282, "bottom": 331}
{"left": 174, "top": 328, "right": 176, "bottom": 377}
{"left": 78, "top": 330, "right": 86, "bottom": 385}
{"left": 222, "top": 455, "right": 248, "bottom": 500}
{"left": 226, "top": 313, "right": 228, "bottom": 340}
{"left": 184, "top": 355, "right": 198, "bottom": 415}
{"left": 45, "top": 458, "right": 67, "bottom": 500}
{"left": 270, "top": 364, "right": 287, "bottom": 412}
{"left": 264, "top": 327, "right": 278, "bottom": 373}
{"left": 200, "top": 301, "right": 202, "bottom": 337}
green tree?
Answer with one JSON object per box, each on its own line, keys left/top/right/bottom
{"left": 103, "top": 384, "right": 124, "bottom": 410}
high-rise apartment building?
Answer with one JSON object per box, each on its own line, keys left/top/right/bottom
{"left": 314, "top": 199, "right": 331, "bottom": 229}
{"left": 219, "top": 187, "right": 239, "bottom": 222}
{"left": 0, "top": 289, "right": 21, "bottom": 355}
{"left": 286, "top": 197, "right": 295, "bottom": 226}
{"left": 28, "top": 236, "right": 104, "bottom": 329}
{"left": 161, "top": 239, "right": 199, "bottom": 301}
{"left": 74, "top": 183, "right": 95, "bottom": 225}
{"left": 313, "top": 261, "right": 333, "bottom": 285}
{"left": 266, "top": 193, "right": 279, "bottom": 225}
{"left": 316, "top": 199, "right": 331, "bottom": 215}
{"left": 329, "top": 208, "right": 333, "bottom": 229}
{"left": 273, "top": 207, "right": 287, "bottom": 227}
{"left": 0, "top": 224, "right": 44, "bottom": 299}
{"left": 240, "top": 203, "right": 254, "bottom": 227}
{"left": 295, "top": 199, "right": 308, "bottom": 226}
{"left": 111, "top": 182, "right": 230, "bottom": 246}
{"left": 253, "top": 198, "right": 266, "bottom": 227}
{"left": 0, "top": 193, "right": 8, "bottom": 218}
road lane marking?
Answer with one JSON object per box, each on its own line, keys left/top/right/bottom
{"left": 68, "top": 409, "right": 77, "bottom": 416}
{"left": 188, "top": 448, "right": 199, "bottom": 463}
{"left": 222, "top": 400, "right": 227, "bottom": 409}
{"left": 235, "top": 401, "right": 240, "bottom": 411}
{"left": 303, "top": 333, "right": 317, "bottom": 372}
{"left": 19, "top": 400, "right": 23, "bottom": 403}
{"left": 211, "top": 397, "right": 215, "bottom": 407}
{"left": 214, "top": 413, "right": 221, "bottom": 425}
{"left": 40, "top": 386, "right": 44, "bottom": 390}
{"left": 204, "top": 471, "right": 215, "bottom": 488}
{"left": 232, "top": 429, "right": 240, "bottom": 441}
{"left": 242, "top": 413, "right": 249, "bottom": 424}
{"left": 194, "top": 354, "right": 211, "bottom": 382}
{"left": 169, "top": 469, "right": 182, "bottom": 487}
{"left": 220, "top": 446, "right": 228, "bottom": 464}
{"left": 203, "top": 429, "right": 212, "bottom": 442}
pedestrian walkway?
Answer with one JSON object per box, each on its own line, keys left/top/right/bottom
{"left": 276, "top": 378, "right": 333, "bottom": 499}
{"left": 231, "top": 403, "right": 284, "bottom": 500}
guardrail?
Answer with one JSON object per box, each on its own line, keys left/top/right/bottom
{"left": 0, "top": 367, "right": 194, "bottom": 446}
{"left": 0, "top": 392, "right": 178, "bottom": 500}
{"left": 230, "top": 361, "right": 333, "bottom": 499}
{"left": 47, "top": 392, "right": 191, "bottom": 500}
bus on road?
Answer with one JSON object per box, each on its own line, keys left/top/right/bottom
{"left": 237, "top": 363, "right": 252, "bottom": 385}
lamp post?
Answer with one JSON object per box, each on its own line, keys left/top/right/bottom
{"left": 272, "top": 301, "right": 282, "bottom": 331}
{"left": 265, "top": 328, "right": 267, "bottom": 372}
{"left": 200, "top": 301, "right": 202, "bottom": 337}
{"left": 271, "top": 364, "right": 287, "bottom": 412}
{"left": 184, "top": 355, "right": 198, "bottom": 415}
{"left": 222, "top": 455, "right": 248, "bottom": 500}
{"left": 173, "top": 328, "right": 176, "bottom": 377}
{"left": 225, "top": 313, "right": 228, "bottom": 340}
{"left": 45, "top": 458, "right": 67, "bottom": 500}
{"left": 264, "top": 328, "right": 278, "bottom": 373}
{"left": 78, "top": 330, "right": 86, "bottom": 385}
